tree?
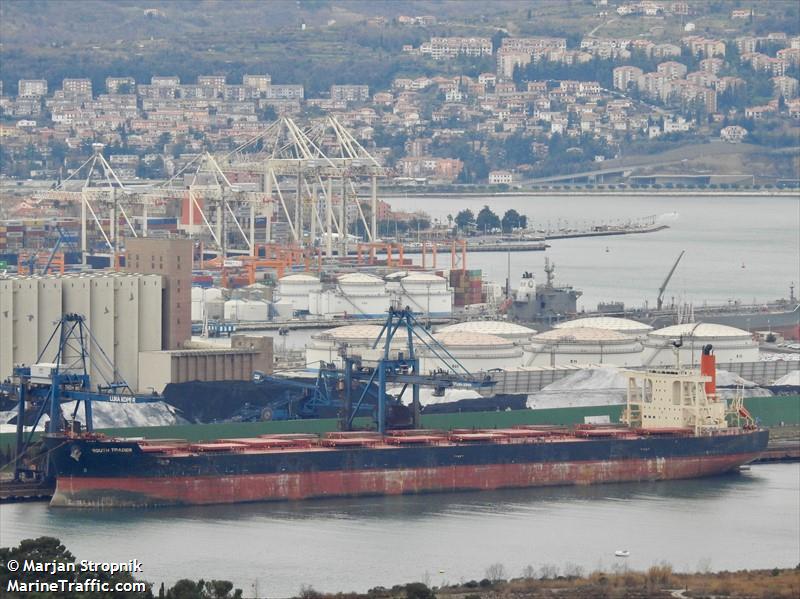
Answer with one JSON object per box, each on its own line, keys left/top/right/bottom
{"left": 501, "top": 209, "right": 526, "bottom": 233}
{"left": 476, "top": 205, "right": 501, "bottom": 233}
{"left": 454, "top": 209, "right": 475, "bottom": 231}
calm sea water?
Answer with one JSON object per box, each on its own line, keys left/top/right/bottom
{"left": 1, "top": 464, "right": 798, "bottom": 596}
{"left": 395, "top": 194, "right": 800, "bottom": 310}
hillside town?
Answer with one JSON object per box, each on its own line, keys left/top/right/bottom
{"left": 0, "top": 4, "right": 799, "bottom": 186}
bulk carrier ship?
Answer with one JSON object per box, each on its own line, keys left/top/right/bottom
{"left": 45, "top": 347, "right": 767, "bottom": 508}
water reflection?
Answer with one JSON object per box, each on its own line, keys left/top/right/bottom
{"left": 24, "top": 468, "right": 757, "bottom": 528}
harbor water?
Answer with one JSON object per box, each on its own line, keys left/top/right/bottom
{"left": 395, "top": 194, "right": 800, "bottom": 310}
{"left": 1, "top": 464, "right": 798, "bottom": 596}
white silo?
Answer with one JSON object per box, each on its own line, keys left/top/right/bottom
{"left": 524, "top": 327, "right": 643, "bottom": 368}
{"left": 113, "top": 274, "right": 140, "bottom": 389}
{"left": 643, "top": 322, "right": 758, "bottom": 367}
{"left": 37, "top": 276, "right": 62, "bottom": 353}
{"left": 138, "top": 274, "right": 162, "bottom": 352}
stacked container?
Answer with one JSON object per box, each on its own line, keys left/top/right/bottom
{"left": 450, "top": 269, "right": 484, "bottom": 307}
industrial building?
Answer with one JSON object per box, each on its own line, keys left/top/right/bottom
{"left": 124, "top": 237, "right": 192, "bottom": 349}
{"left": 138, "top": 335, "right": 273, "bottom": 393}
{"left": 523, "top": 327, "right": 644, "bottom": 368}
{"left": 642, "top": 322, "right": 759, "bottom": 367}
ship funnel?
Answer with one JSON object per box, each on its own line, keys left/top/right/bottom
{"left": 701, "top": 344, "right": 716, "bottom": 397}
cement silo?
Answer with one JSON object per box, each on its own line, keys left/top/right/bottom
{"left": 37, "top": 276, "right": 63, "bottom": 354}
{"left": 138, "top": 274, "right": 163, "bottom": 352}
{"left": 113, "top": 274, "right": 140, "bottom": 389}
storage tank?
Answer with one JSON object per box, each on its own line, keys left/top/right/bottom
{"left": 424, "top": 331, "right": 524, "bottom": 373}
{"left": 306, "top": 324, "right": 404, "bottom": 367}
{"left": 205, "top": 298, "right": 226, "bottom": 321}
{"left": 523, "top": 327, "right": 643, "bottom": 368}
{"left": 388, "top": 272, "right": 452, "bottom": 317}
{"left": 37, "top": 276, "right": 62, "bottom": 354}
{"left": 89, "top": 276, "right": 116, "bottom": 384}
{"left": 61, "top": 276, "right": 92, "bottom": 374}
{"left": 113, "top": 274, "right": 140, "bottom": 390}
{"left": 554, "top": 316, "right": 653, "bottom": 339}
{"left": 224, "top": 298, "right": 269, "bottom": 322}
{"left": 310, "top": 273, "right": 389, "bottom": 319}
{"left": 0, "top": 279, "right": 13, "bottom": 379}
{"left": 436, "top": 320, "right": 537, "bottom": 344}
{"left": 643, "top": 322, "right": 758, "bottom": 367}
{"left": 11, "top": 278, "right": 39, "bottom": 368}
{"left": 138, "top": 274, "right": 162, "bottom": 353}
{"left": 191, "top": 286, "right": 204, "bottom": 321}
{"left": 277, "top": 274, "right": 320, "bottom": 312}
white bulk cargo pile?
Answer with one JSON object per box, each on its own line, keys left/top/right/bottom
{"left": 773, "top": 370, "right": 800, "bottom": 386}
{"left": 526, "top": 366, "right": 629, "bottom": 409}
{"left": 714, "top": 370, "right": 772, "bottom": 398}
{"left": 60, "top": 401, "right": 186, "bottom": 428}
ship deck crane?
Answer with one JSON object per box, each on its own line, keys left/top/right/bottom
{"left": 0, "top": 314, "right": 161, "bottom": 482}
{"left": 657, "top": 250, "right": 685, "bottom": 311}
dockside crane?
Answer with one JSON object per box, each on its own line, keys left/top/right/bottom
{"left": 657, "top": 250, "right": 685, "bottom": 311}
{"left": 341, "top": 307, "right": 496, "bottom": 433}
{"left": 0, "top": 314, "right": 162, "bottom": 482}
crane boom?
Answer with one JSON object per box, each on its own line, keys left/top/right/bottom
{"left": 657, "top": 250, "right": 685, "bottom": 310}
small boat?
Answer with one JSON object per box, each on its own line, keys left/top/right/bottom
{"left": 615, "top": 550, "right": 630, "bottom": 558}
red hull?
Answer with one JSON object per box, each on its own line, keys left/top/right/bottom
{"left": 51, "top": 452, "right": 761, "bottom": 507}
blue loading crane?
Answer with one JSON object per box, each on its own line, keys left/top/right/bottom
{"left": 0, "top": 313, "right": 161, "bottom": 481}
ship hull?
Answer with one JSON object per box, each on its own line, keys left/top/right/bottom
{"left": 47, "top": 430, "right": 768, "bottom": 508}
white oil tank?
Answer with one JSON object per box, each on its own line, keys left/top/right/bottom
{"left": 524, "top": 327, "right": 643, "bottom": 368}
{"left": 643, "top": 322, "right": 758, "bottom": 367}
{"left": 310, "top": 273, "right": 388, "bottom": 318}
{"left": 424, "top": 331, "right": 523, "bottom": 373}
{"left": 388, "top": 272, "right": 452, "bottom": 317}
{"left": 436, "top": 320, "right": 537, "bottom": 344}
{"left": 224, "top": 299, "right": 269, "bottom": 322}
{"left": 277, "top": 273, "right": 321, "bottom": 312}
